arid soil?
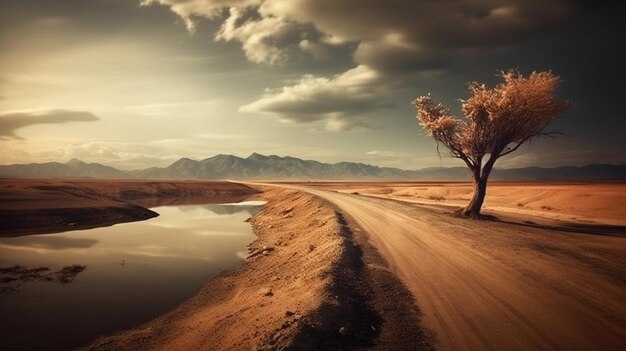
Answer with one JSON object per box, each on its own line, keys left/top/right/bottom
{"left": 0, "top": 179, "right": 258, "bottom": 236}
{"left": 83, "top": 187, "right": 432, "bottom": 350}
{"left": 298, "top": 181, "right": 626, "bottom": 226}
{"left": 3, "top": 179, "right": 625, "bottom": 350}
{"left": 285, "top": 183, "right": 626, "bottom": 350}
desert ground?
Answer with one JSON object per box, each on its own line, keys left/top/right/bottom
{"left": 295, "top": 181, "right": 626, "bottom": 226}
{"left": 282, "top": 181, "right": 626, "bottom": 350}
{"left": 1, "top": 179, "right": 625, "bottom": 350}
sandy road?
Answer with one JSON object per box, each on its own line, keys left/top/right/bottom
{"left": 295, "top": 186, "right": 626, "bottom": 351}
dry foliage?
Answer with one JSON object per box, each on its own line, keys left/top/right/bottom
{"left": 413, "top": 70, "right": 570, "bottom": 216}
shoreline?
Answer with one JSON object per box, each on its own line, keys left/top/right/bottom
{"left": 0, "top": 179, "right": 258, "bottom": 237}
{"left": 82, "top": 186, "right": 433, "bottom": 350}
{"left": 4, "top": 179, "right": 623, "bottom": 349}
{"left": 2, "top": 179, "right": 434, "bottom": 350}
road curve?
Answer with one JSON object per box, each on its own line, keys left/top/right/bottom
{"left": 297, "top": 186, "right": 626, "bottom": 351}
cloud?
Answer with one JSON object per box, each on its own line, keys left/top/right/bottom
{"left": 215, "top": 7, "right": 296, "bottom": 64}
{"left": 0, "top": 109, "right": 99, "bottom": 139}
{"left": 261, "top": 0, "right": 573, "bottom": 73}
{"left": 239, "top": 65, "right": 393, "bottom": 131}
{"left": 298, "top": 39, "right": 328, "bottom": 60}
{"left": 366, "top": 150, "right": 398, "bottom": 157}
{"left": 143, "top": 0, "right": 576, "bottom": 71}
{"left": 142, "top": 0, "right": 577, "bottom": 129}
{"left": 140, "top": 0, "right": 262, "bottom": 32}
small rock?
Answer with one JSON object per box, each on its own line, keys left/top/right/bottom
{"left": 244, "top": 217, "right": 252, "bottom": 222}
{"left": 268, "top": 224, "right": 274, "bottom": 229}
{"left": 285, "top": 310, "right": 295, "bottom": 317}
{"left": 339, "top": 326, "right": 348, "bottom": 335}
{"left": 282, "top": 207, "right": 293, "bottom": 214}
{"left": 271, "top": 332, "right": 282, "bottom": 342}
{"left": 308, "top": 244, "right": 315, "bottom": 252}
{"left": 261, "top": 288, "right": 273, "bottom": 297}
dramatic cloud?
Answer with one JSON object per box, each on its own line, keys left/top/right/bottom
{"left": 140, "top": 0, "right": 262, "bottom": 32}
{"left": 216, "top": 7, "right": 299, "bottom": 64}
{"left": 148, "top": 0, "right": 574, "bottom": 71}
{"left": 258, "top": 0, "right": 574, "bottom": 67}
{"left": 144, "top": 0, "right": 576, "bottom": 130}
{"left": 239, "top": 65, "right": 393, "bottom": 131}
{"left": 0, "top": 109, "right": 99, "bottom": 139}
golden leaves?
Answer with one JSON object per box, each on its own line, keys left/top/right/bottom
{"left": 412, "top": 69, "right": 570, "bottom": 160}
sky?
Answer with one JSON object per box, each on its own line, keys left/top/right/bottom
{"left": 0, "top": 0, "right": 624, "bottom": 170}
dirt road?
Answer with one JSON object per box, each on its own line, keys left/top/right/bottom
{"left": 298, "top": 186, "right": 626, "bottom": 350}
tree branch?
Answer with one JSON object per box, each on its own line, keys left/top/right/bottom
{"left": 482, "top": 147, "right": 502, "bottom": 179}
{"left": 498, "top": 136, "right": 530, "bottom": 157}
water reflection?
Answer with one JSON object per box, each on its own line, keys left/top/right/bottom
{"left": 0, "top": 236, "right": 99, "bottom": 251}
{"left": 0, "top": 201, "right": 263, "bottom": 351}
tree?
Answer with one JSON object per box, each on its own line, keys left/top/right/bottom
{"left": 412, "top": 70, "right": 570, "bottom": 218}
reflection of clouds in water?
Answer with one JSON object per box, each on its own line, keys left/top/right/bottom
{"left": 148, "top": 206, "right": 225, "bottom": 228}
{"left": 175, "top": 201, "right": 264, "bottom": 216}
{"left": 150, "top": 203, "right": 262, "bottom": 228}
{"left": 0, "top": 203, "right": 260, "bottom": 266}
{"left": 123, "top": 248, "right": 216, "bottom": 261}
{"left": 203, "top": 200, "right": 266, "bottom": 215}
{"left": 0, "top": 235, "right": 98, "bottom": 250}
{"left": 223, "top": 201, "right": 267, "bottom": 206}
{"left": 201, "top": 204, "right": 259, "bottom": 216}
{"left": 194, "top": 229, "right": 244, "bottom": 236}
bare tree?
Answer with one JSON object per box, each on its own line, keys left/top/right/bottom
{"left": 413, "top": 70, "right": 570, "bottom": 217}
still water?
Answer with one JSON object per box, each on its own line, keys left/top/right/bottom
{"left": 0, "top": 201, "right": 263, "bottom": 351}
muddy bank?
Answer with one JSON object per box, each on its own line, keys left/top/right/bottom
{"left": 0, "top": 179, "right": 258, "bottom": 236}
{"left": 83, "top": 186, "right": 432, "bottom": 350}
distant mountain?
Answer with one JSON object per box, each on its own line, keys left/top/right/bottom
{"left": 136, "top": 153, "right": 415, "bottom": 180}
{"left": 0, "top": 158, "right": 123, "bottom": 178}
{"left": 1, "top": 154, "right": 625, "bottom": 181}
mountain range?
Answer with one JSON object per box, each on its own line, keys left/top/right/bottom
{"left": 0, "top": 153, "right": 625, "bottom": 181}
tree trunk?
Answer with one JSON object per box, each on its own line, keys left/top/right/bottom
{"left": 463, "top": 176, "right": 488, "bottom": 217}
{"left": 461, "top": 152, "right": 499, "bottom": 218}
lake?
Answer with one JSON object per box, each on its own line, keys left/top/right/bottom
{"left": 0, "top": 201, "right": 264, "bottom": 351}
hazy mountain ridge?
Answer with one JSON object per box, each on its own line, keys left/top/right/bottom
{"left": 0, "top": 158, "right": 123, "bottom": 178}
{"left": 1, "top": 154, "right": 625, "bottom": 180}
